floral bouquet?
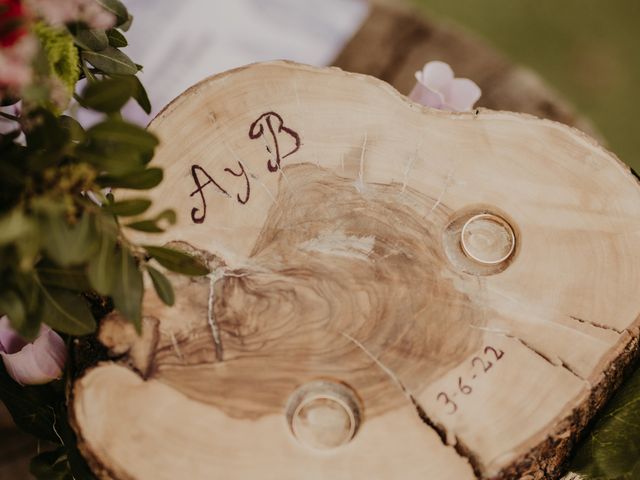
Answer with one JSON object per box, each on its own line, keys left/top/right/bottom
{"left": 0, "top": 0, "right": 208, "bottom": 477}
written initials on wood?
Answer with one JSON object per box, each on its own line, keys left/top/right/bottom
{"left": 189, "top": 112, "right": 301, "bottom": 224}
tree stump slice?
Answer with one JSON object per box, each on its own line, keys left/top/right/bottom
{"left": 71, "top": 62, "right": 640, "bottom": 480}
{"left": 333, "top": 3, "right": 600, "bottom": 140}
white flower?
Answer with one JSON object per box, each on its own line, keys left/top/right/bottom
{"left": 409, "top": 61, "right": 481, "bottom": 112}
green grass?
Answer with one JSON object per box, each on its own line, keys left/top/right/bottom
{"left": 411, "top": 0, "right": 640, "bottom": 170}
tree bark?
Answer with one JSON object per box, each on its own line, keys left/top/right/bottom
{"left": 71, "top": 62, "right": 640, "bottom": 480}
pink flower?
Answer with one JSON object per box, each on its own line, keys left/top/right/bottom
{"left": 0, "top": 315, "right": 67, "bottom": 385}
{"left": 0, "top": 34, "right": 37, "bottom": 96}
{"left": 25, "top": 0, "right": 115, "bottom": 29}
{"left": 409, "top": 61, "right": 481, "bottom": 112}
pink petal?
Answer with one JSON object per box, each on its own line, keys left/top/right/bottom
{"left": 444, "top": 78, "right": 482, "bottom": 112}
{"left": 33, "top": 328, "right": 66, "bottom": 376}
{"left": 420, "top": 61, "right": 455, "bottom": 96}
{"left": 408, "top": 82, "right": 444, "bottom": 109}
{"left": 0, "top": 318, "right": 66, "bottom": 385}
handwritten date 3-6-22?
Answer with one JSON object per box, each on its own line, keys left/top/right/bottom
{"left": 436, "top": 346, "right": 504, "bottom": 415}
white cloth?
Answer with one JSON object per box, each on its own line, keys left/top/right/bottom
{"left": 122, "top": 0, "right": 368, "bottom": 122}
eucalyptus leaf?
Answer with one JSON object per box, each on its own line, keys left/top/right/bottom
{"left": 13, "top": 273, "right": 42, "bottom": 337}
{"left": 125, "top": 208, "right": 175, "bottom": 232}
{"left": 81, "top": 77, "right": 135, "bottom": 113}
{"left": 83, "top": 46, "right": 137, "bottom": 75}
{"left": 43, "top": 213, "right": 97, "bottom": 267}
{"left": 107, "top": 29, "right": 128, "bottom": 48}
{"left": 95, "top": 0, "right": 128, "bottom": 26}
{"left": 111, "top": 248, "right": 143, "bottom": 331}
{"left": 0, "top": 290, "right": 26, "bottom": 332}
{"left": 147, "top": 265, "right": 174, "bottom": 306}
{"left": 570, "top": 366, "right": 640, "bottom": 479}
{"left": 81, "top": 148, "right": 146, "bottom": 176}
{"left": 0, "top": 208, "right": 36, "bottom": 246}
{"left": 126, "top": 220, "right": 164, "bottom": 233}
{"left": 74, "top": 29, "right": 108, "bottom": 51}
{"left": 87, "top": 119, "right": 159, "bottom": 153}
{"left": 130, "top": 75, "right": 151, "bottom": 114}
{"left": 37, "top": 282, "right": 96, "bottom": 335}
{"left": 37, "top": 264, "right": 91, "bottom": 292}
{"left": 119, "top": 14, "right": 133, "bottom": 32}
{"left": 98, "top": 167, "right": 163, "bottom": 190}
{"left": 103, "top": 198, "right": 151, "bottom": 216}
{"left": 145, "top": 246, "right": 209, "bottom": 276}
{"left": 87, "top": 233, "right": 115, "bottom": 295}
{"left": 58, "top": 115, "right": 85, "bottom": 143}
{"left": 155, "top": 209, "right": 177, "bottom": 225}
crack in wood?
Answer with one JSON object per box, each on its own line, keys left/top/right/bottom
{"left": 425, "top": 164, "right": 456, "bottom": 220}
{"left": 509, "top": 335, "right": 589, "bottom": 384}
{"left": 354, "top": 133, "right": 368, "bottom": 193}
{"left": 207, "top": 271, "right": 224, "bottom": 361}
{"left": 568, "top": 315, "right": 623, "bottom": 334}
{"left": 341, "top": 332, "right": 482, "bottom": 479}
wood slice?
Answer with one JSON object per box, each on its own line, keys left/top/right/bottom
{"left": 71, "top": 62, "right": 640, "bottom": 480}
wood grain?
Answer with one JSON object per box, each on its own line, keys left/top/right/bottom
{"left": 71, "top": 62, "right": 640, "bottom": 480}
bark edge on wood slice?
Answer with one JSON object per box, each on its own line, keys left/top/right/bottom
{"left": 70, "top": 61, "right": 640, "bottom": 480}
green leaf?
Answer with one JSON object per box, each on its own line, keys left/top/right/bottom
{"left": 87, "top": 119, "right": 159, "bottom": 154}
{"left": 145, "top": 246, "right": 209, "bottom": 276}
{"left": 83, "top": 46, "right": 137, "bottom": 75}
{"left": 0, "top": 290, "right": 26, "bottom": 331}
{"left": 125, "top": 208, "right": 176, "bottom": 233}
{"left": 111, "top": 248, "right": 142, "bottom": 331}
{"left": 37, "top": 282, "right": 96, "bottom": 336}
{"left": 11, "top": 273, "right": 43, "bottom": 339}
{"left": 104, "top": 198, "right": 151, "bottom": 216}
{"left": 98, "top": 167, "right": 163, "bottom": 190}
{"left": 80, "top": 148, "right": 146, "bottom": 176}
{"left": 87, "top": 233, "right": 116, "bottom": 296}
{"left": 107, "top": 29, "right": 128, "bottom": 48}
{"left": 130, "top": 75, "right": 151, "bottom": 114}
{"left": 95, "top": 0, "right": 128, "bottom": 26}
{"left": 43, "top": 213, "right": 97, "bottom": 267}
{"left": 126, "top": 220, "right": 164, "bottom": 233}
{"left": 155, "top": 209, "right": 176, "bottom": 225}
{"left": 147, "top": 266, "right": 174, "bottom": 306}
{"left": 81, "top": 77, "right": 135, "bottom": 113}
{"left": 570, "top": 366, "right": 640, "bottom": 479}
{"left": 37, "top": 264, "right": 91, "bottom": 292}
{"left": 119, "top": 14, "right": 133, "bottom": 32}
{"left": 74, "top": 29, "right": 108, "bottom": 51}
{"left": 0, "top": 209, "right": 37, "bottom": 246}
{"left": 58, "top": 115, "right": 85, "bottom": 143}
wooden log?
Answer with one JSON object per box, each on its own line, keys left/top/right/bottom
{"left": 71, "top": 62, "right": 640, "bottom": 480}
{"left": 333, "top": 3, "right": 600, "bottom": 139}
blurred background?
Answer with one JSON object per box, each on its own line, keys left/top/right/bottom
{"left": 412, "top": 0, "right": 640, "bottom": 170}
{"left": 118, "top": 0, "right": 639, "bottom": 169}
